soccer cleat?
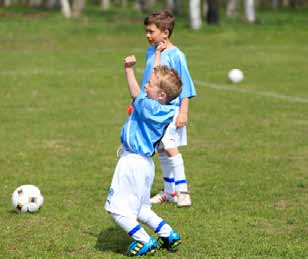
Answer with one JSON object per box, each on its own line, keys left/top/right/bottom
{"left": 150, "top": 191, "right": 177, "bottom": 204}
{"left": 176, "top": 191, "right": 192, "bottom": 207}
{"left": 157, "top": 230, "right": 181, "bottom": 251}
{"left": 126, "top": 236, "right": 157, "bottom": 257}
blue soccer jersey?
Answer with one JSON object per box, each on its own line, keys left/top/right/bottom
{"left": 141, "top": 46, "right": 196, "bottom": 106}
{"left": 120, "top": 92, "right": 176, "bottom": 157}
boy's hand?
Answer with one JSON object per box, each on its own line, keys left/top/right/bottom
{"left": 175, "top": 112, "right": 188, "bottom": 128}
{"left": 125, "top": 55, "right": 136, "bottom": 68}
{"left": 156, "top": 40, "right": 167, "bottom": 53}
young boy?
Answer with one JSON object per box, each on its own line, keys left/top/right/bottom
{"left": 104, "top": 55, "right": 182, "bottom": 256}
{"left": 142, "top": 10, "right": 197, "bottom": 207}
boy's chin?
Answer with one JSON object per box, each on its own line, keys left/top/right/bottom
{"left": 148, "top": 41, "right": 157, "bottom": 46}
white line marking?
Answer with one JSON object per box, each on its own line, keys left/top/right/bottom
{"left": 1, "top": 68, "right": 307, "bottom": 104}
{"left": 195, "top": 80, "right": 308, "bottom": 104}
{"left": 137, "top": 68, "right": 308, "bottom": 104}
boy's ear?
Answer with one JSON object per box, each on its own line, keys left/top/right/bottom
{"left": 163, "top": 29, "right": 170, "bottom": 39}
{"left": 158, "top": 91, "right": 167, "bottom": 101}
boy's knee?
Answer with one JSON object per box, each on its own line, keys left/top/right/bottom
{"left": 165, "top": 148, "right": 179, "bottom": 157}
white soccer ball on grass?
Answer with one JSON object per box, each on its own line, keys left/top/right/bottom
{"left": 11, "top": 185, "right": 44, "bottom": 213}
{"left": 228, "top": 68, "right": 244, "bottom": 83}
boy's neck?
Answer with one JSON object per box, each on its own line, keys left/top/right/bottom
{"left": 165, "top": 40, "right": 174, "bottom": 49}
{"left": 155, "top": 39, "right": 174, "bottom": 50}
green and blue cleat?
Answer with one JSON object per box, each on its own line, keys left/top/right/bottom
{"left": 127, "top": 236, "right": 157, "bottom": 257}
{"left": 157, "top": 230, "right": 181, "bottom": 251}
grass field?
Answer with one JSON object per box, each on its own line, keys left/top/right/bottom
{"left": 1, "top": 5, "right": 308, "bottom": 258}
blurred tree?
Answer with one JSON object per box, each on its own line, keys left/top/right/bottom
{"left": 46, "top": 0, "right": 59, "bottom": 9}
{"left": 244, "top": 0, "right": 256, "bottom": 23}
{"left": 121, "top": 0, "right": 127, "bottom": 7}
{"left": 207, "top": 0, "right": 219, "bottom": 24}
{"left": 166, "top": 0, "right": 176, "bottom": 12}
{"left": 136, "top": 0, "right": 156, "bottom": 12}
{"left": 60, "top": 0, "right": 71, "bottom": 18}
{"left": 29, "top": 0, "right": 42, "bottom": 7}
{"left": 72, "top": 0, "right": 85, "bottom": 17}
{"left": 272, "top": 0, "right": 279, "bottom": 8}
{"left": 226, "top": 0, "right": 239, "bottom": 17}
{"left": 189, "top": 0, "right": 202, "bottom": 29}
{"left": 101, "top": 0, "right": 110, "bottom": 10}
{"left": 3, "top": 0, "right": 12, "bottom": 6}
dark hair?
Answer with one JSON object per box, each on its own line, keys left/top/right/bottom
{"left": 144, "top": 10, "right": 175, "bottom": 38}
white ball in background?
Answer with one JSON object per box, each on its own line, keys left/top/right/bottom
{"left": 228, "top": 68, "right": 244, "bottom": 83}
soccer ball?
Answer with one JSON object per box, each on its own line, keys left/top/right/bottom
{"left": 228, "top": 68, "right": 244, "bottom": 83}
{"left": 11, "top": 185, "right": 44, "bottom": 213}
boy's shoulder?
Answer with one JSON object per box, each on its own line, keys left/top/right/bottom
{"left": 146, "top": 45, "right": 156, "bottom": 53}
{"left": 146, "top": 45, "right": 183, "bottom": 55}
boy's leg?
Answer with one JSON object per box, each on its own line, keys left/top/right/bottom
{"left": 150, "top": 151, "right": 177, "bottom": 204}
{"left": 111, "top": 213, "right": 157, "bottom": 256}
{"left": 160, "top": 153, "right": 176, "bottom": 195}
{"left": 105, "top": 153, "right": 157, "bottom": 256}
{"left": 112, "top": 213, "right": 150, "bottom": 243}
{"left": 138, "top": 205, "right": 181, "bottom": 250}
{"left": 153, "top": 120, "right": 192, "bottom": 207}
{"left": 163, "top": 149, "right": 192, "bottom": 207}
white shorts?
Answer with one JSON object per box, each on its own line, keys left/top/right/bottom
{"left": 104, "top": 151, "right": 154, "bottom": 218}
{"left": 160, "top": 107, "right": 187, "bottom": 149}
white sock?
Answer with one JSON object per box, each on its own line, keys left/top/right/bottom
{"left": 159, "top": 154, "right": 176, "bottom": 195}
{"left": 138, "top": 205, "right": 172, "bottom": 237}
{"left": 111, "top": 213, "right": 150, "bottom": 243}
{"left": 169, "top": 154, "right": 188, "bottom": 192}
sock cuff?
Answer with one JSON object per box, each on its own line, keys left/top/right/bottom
{"left": 167, "top": 153, "right": 183, "bottom": 167}
{"left": 158, "top": 153, "right": 168, "bottom": 161}
{"left": 155, "top": 220, "right": 167, "bottom": 233}
{"left": 128, "top": 224, "right": 142, "bottom": 236}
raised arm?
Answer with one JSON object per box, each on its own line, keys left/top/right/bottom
{"left": 153, "top": 40, "right": 167, "bottom": 68}
{"left": 124, "top": 55, "right": 140, "bottom": 99}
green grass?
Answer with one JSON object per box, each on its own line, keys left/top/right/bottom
{"left": 1, "top": 6, "right": 308, "bottom": 258}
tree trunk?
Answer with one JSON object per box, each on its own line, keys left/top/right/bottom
{"left": 272, "top": 0, "right": 279, "bottom": 9}
{"left": 282, "top": 0, "right": 289, "bottom": 7}
{"left": 166, "top": 0, "right": 176, "bottom": 12}
{"left": 226, "top": 0, "right": 239, "bottom": 17}
{"left": 207, "top": 0, "right": 219, "bottom": 24}
{"left": 72, "top": 0, "right": 85, "bottom": 18}
{"left": 121, "top": 0, "right": 127, "bottom": 7}
{"left": 137, "top": 0, "right": 156, "bottom": 12}
{"left": 202, "top": 0, "right": 208, "bottom": 18}
{"left": 244, "top": 0, "right": 256, "bottom": 23}
{"left": 169, "top": 0, "right": 182, "bottom": 15}
{"left": 46, "top": 0, "right": 59, "bottom": 9}
{"left": 29, "top": 0, "right": 43, "bottom": 7}
{"left": 60, "top": 0, "right": 72, "bottom": 18}
{"left": 189, "top": 0, "right": 202, "bottom": 30}
{"left": 4, "top": 0, "right": 12, "bottom": 6}
{"left": 101, "top": 0, "right": 110, "bottom": 10}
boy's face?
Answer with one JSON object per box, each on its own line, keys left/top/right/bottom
{"left": 145, "top": 24, "right": 169, "bottom": 46}
{"left": 144, "top": 74, "right": 165, "bottom": 102}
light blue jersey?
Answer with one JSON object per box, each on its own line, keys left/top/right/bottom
{"left": 121, "top": 92, "right": 176, "bottom": 157}
{"left": 141, "top": 46, "right": 196, "bottom": 106}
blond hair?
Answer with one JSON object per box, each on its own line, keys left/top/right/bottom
{"left": 153, "top": 65, "right": 182, "bottom": 102}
